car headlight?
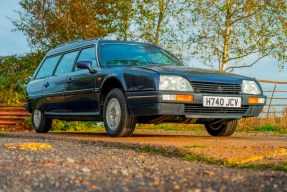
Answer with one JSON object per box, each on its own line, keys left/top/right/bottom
{"left": 242, "top": 80, "right": 261, "bottom": 95}
{"left": 159, "top": 75, "right": 194, "bottom": 91}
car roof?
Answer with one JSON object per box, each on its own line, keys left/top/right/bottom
{"left": 46, "top": 39, "right": 153, "bottom": 57}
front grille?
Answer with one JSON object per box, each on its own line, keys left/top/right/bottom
{"left": 184, "top": 104, "right": 249, "bottom": 114}
{"left": 191, "top": 82, "right": 242, "bottom": 94}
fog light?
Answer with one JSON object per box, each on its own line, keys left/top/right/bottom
{"left": 162, "top": 94, "right": 193, "bottom": 101}
{"left": 248, "top": 97, "right": 265, "bottom": 104}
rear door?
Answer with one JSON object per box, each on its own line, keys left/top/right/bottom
{"left": 65, "top": 46, "right": 99, "bottom": 112}
{"left": 42, "top": 51, "right": 79, "bottom": 112}
{"left": 28, "top": 55, "right": 61, "bottom": 110}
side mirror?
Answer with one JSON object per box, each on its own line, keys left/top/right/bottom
{"left": 76, "top": 61, "right": 97, "bottom": 74}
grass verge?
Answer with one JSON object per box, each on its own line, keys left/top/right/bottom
{"left": 183, "top": 145, "right": 209, "bottom": 148}
{"left": 133, "top": 145, "right": 287, "bottom": 171}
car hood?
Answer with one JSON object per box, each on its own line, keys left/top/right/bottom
{"left": 135, "top": 65, "right": 254, "bottom": 84}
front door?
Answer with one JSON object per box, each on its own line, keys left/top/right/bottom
{"left": 65, "top": 70, "right": 98, "bottom": 112}
{"left": 65, "top": 46, "right": 100, "bottom": 112}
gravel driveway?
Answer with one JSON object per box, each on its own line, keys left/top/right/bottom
{"left": 0, "top": 137, "right": 286, "bottom": 192}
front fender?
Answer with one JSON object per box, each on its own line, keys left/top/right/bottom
{"left": 123, "top": 70, "right": 158, "bottom": 92}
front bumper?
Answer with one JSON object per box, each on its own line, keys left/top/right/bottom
{"left": 126, "top": 91, "right": 266, "bottom": 119}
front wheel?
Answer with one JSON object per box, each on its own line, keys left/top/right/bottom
{"left": 103, "top": 88, "right": 136, "bottom": 137}
{"left": 205, "top": 119, "right": 238, "bottom": 136}
{"left": 32, "top": 110, "right": 52, "bottom": 133}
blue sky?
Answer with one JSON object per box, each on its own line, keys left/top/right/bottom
{"left": 0, "top": 0, "right": 286, "bottom": 83}
{"left": 0, "top": 1, "right": 30, "bottom": 55}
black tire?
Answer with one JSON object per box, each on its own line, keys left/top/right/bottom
{"left": 103, "top": 88, "right": 136, "bottom": 137}
{"left": 32, "top": 110, "right": 52, "bottom": 133}
{"left": 205, "top": 119, "right": 238, "bottom": 136}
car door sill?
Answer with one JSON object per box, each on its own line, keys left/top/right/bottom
{"left": 45, "top": 112, "right": 100, "bottom": 116}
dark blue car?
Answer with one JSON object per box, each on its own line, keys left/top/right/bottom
{"left": 25, "top": 40, "right": 266, "bottom": 137}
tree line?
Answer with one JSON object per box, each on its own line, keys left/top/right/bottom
{"left": 13, "top": 0, "right": 287, "bottom": 71}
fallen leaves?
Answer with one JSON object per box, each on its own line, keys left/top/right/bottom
{"left": 236, "top": 148, "right": 287, "bottom": 164}
{"left": 182, "top": 144, "right": 287, "bottom": 167}
{"left": 4, "top": 143, "right": 53, "bottom": 151}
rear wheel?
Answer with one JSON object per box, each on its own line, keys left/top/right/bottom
{"left": 205, "top": 119, "right": 238, "bottom": 136}
{"left": 103, "top": 88, "right": 136, "bottom": 137}
{"left": 32, "top": 110, "right": 52, "bottom": 133}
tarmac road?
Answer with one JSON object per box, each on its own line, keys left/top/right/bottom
{"left": 0, "top": 131, "right": 287, "bottom": 191}
{"left": 1, "top": 131, "right": 287, "bottom": 166}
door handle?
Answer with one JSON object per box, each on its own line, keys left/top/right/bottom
{"left": 44, "top": 82, "right": 49, "bottom": 88}
{"left": 66, "top": 77, "right": 73, "bottom": 84}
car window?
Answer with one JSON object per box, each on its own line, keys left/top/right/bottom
{"left": 54, "top": 51, "right": 78, "bottom": 75}
{"left": 100, "top": 44, "right": 184, "bottom": 67}
{"left": 35, "top": 55, "right": 61, "bottom": 79}
{"left": 148, "top": 52, "right": 175, "bottom": 65}
{"left": 76, "top": 47, "right": 97, "bottom": 71}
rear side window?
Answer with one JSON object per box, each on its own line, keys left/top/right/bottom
{"left": 35, "top": 55, "right": 61, "bottom": 79}
{"left": 76, "top": 47, "right": 97, "bottom": 71}
{"left": 54, "top": 51, "right": 78, "bottom": 75}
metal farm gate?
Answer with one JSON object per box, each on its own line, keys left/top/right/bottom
{"left": 0, "top": 102, "right": 30, "bottom": 129}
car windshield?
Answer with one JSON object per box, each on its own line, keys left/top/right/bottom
{"left": 100, "top": 43, "right": 184, "bottom": 67}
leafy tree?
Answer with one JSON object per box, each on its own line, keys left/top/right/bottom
{"left": 134, "top": 0, "right": 189, "bottom": 45}
{"left": 0, "top": 52, "right": 44, "bottom": 103}
{"left": 12, "top": 0, "right": 191, "bottom": 57}
{"left": 128, "top": 0, "right": 191, "bottom": 61}
{"left": 12, "top": 0, "right": 121, "bottom": 51}
{"left": 188, "top": 0, "right": 287, "bottom": 71}
{"left": 115, "top": 0, "right": 133, "bottom": 40}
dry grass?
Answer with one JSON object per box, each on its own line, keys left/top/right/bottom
{"left": 238, "top": 115, "right": 287, "bottom": 133}
{"left": 2, "top": 114, "right": 286, "bottom": 134}
{"left": 138, "top": 114, "right": 287, "bottom": 134}
{"left": 137, "top": 123, "right": 204, "bottom": 132}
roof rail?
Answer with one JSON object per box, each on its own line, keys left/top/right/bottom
{"left": 55, "top": 39, "right": 83, "bottom": 49}
{"left": 55, "top": 38, "right": 99, "bottom": 49}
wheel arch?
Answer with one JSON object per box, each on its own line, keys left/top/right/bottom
{"left": 29, "top": 99, "right": 45, "bottom": 112}
{"left": 100, "top": 77, "right": 126, "bottom": 107}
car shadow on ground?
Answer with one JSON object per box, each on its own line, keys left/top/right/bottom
{"left": 48, "top": 132, "right": 243, "bottom": 139}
